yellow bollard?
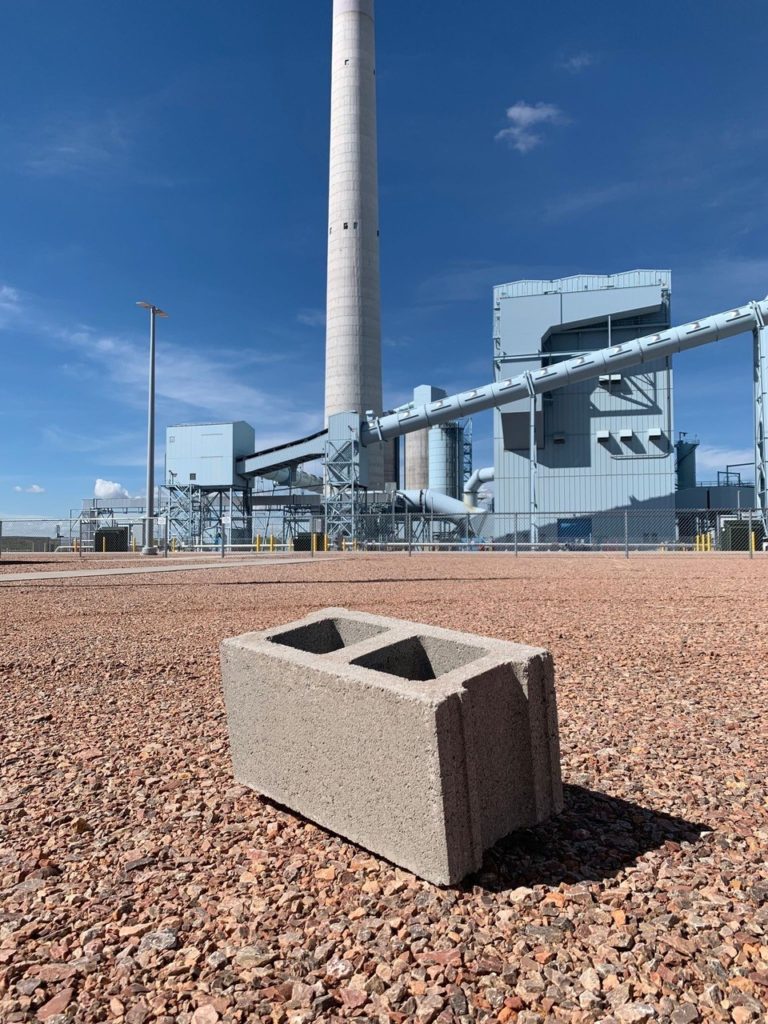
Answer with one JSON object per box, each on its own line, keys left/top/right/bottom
{"left": 342, "top": 537, "right": 347, "bottom": 552}
{"left": 269, "top": 534, "right": 275, "bottom": 553}
{"left": 102, "top": 537, "right": 106, "bottom": 554}
{"left": 751, "top": 531, "right": 756, "bottom": 554}
{"left": 256, "top": 534, "right": 261, "bottom": 553}
{"left": 324, "top": 533, "right": 329, "bottom": 553}
{"left": 311, "top": 533, "right": 317, "bottom": 555}
{"left": 131, "top": 536, "right": 136, "bottom": 553}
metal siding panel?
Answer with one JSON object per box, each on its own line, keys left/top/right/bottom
{"left": 493, "top": 274, "right": 674, "bottom": 525}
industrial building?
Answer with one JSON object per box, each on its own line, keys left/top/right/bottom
{"left": 130, "top": 0, "right": 767, "bottom": 552}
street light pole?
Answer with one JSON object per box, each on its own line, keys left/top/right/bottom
{"left": 136, "top": 301, "right": 168, "bottom": 556}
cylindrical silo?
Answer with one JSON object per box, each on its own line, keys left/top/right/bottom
{"left": 428, "top": 422, "right": 465, "bottom": 500}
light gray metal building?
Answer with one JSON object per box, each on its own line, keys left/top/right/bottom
{"left": 493, "top": 271, "right": 675, "bottom": 528}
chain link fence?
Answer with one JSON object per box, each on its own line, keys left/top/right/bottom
{"left": 0, "top": 508, "right": 765, "bottom": 557}
{"left": 349, "top": 508, "right": 766, "bottom": 554}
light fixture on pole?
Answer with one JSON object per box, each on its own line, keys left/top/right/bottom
{"left": 136, "top": 301, "right": 168, "bottom": 556}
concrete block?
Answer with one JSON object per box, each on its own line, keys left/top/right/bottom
{"left": 221, "top": 608, "right": 562, "bottom": 885}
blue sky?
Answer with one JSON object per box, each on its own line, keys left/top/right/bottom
{"left": 2, "top": 0, "right": 767, "bottom": 514}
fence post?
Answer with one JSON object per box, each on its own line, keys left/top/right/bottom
{"left": 514, "top": 513, "right": 518, "bottom": 556}
{"left": 624, "top": 510, "right": 629, "bottom": 559}
{"left": 221, "top": 525, "right": 225, "bottom": 559}
{"left": 164, "top": 518, "right": 168, "bottom": 558}
{"left": 0, "top": 520, "right": 3, "bottom": 559}
{"left": 79, "top": 519, "right": 83, "bottom": 558}
{"left": 749, "top": 508, "right": 754, "bottom": 559}
{"left": 407, "top": 513, "right": 412, "bottom": 557}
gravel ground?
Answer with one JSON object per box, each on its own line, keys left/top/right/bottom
{"left": 1, "top": 554, "right": 766, "bottom": 1024}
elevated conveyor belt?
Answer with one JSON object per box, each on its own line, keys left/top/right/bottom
{"left": 238, "top": 428, "right": 328, "bottom": 478}
{"left": 361, "top": 299, "right": 768, "bottom": 445}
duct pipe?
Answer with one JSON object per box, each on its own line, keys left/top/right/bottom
{"left": 261, "top": 468, "right": 323, "bottom": 489}
{"left": 463, "top": 467, "right": 494, "bottom": 507}
{"left": 398, "top": 489, "right": 481, "bottom": 516}
{"left": 361, "top": 299, "right": 768, "bottom": 446}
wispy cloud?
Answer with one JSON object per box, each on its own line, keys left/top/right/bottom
{"left": 1, "top": 283, "right": 322, "bottom": 457}
{"left": 695, "top": 445, "right": 754, "bottom": 477}
{"left": 559, "top": 52, "right": 596, "bottom": 74}
{"left": 674, "top": 257, "right": 768, "bottom": 313}
{"left": 13, "top": 484, "right": 45, "bottom": 494}
{"left": 545, "top": 180, "right": 644, "bottom": 221}
{"left": 417, "top": 261, "right": 528, "bottom": 303}
{"left": 495, "top": 101, "right": 567, "bottom": 154}
{"left": 55, "top": 325, "right": 321, "bottom": 438}
{"left": 12, "top": 110, "right": 185, "bottom": 187}
{"left": 0, "top": 283, "right": 22, "bottom": 328}
{"left": 297, "top": 308, "right": 326, "bottom": 328}
{"left": 23, "top": 113, "right": 131, "bottom": 178}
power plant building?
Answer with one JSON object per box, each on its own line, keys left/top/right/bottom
{"left": 493, "top": 271, "right": 676, "bottom": 529}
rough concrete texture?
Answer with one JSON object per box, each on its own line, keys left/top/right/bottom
{"left": 221, "top": 607, "right": 562, "bottom": 884}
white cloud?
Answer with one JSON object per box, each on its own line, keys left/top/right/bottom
{"left": 695, "top": 445, "right": 754, "bottom": 477}
{"left": 297, "top": 308, "right": 326, "bottom": 328}
{"left": 560, "top": 52, "right": 595, "bottom": 73}
{"left": 24, "top": 113, "right": 130, "bottom": 178}
{"left": 13, "top": 483, "right": 45, "bottom": 494}
{"left": 94, "top": 478, "right": 130, "bottom": 500}
{"left": 0, "top": 283, "right": 22, "bottom": 328}
{"left": 495, "top": 101, "right": 566, "bottom": 154}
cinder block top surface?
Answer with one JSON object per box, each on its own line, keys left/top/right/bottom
{"left": 222, "top": 607, "right": 549, "bottom": 702}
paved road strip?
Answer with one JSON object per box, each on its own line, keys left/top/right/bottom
{"left": 0, "top": 557, "right": 325, "bottom": 583}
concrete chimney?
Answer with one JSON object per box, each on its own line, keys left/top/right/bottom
{"left": 324, "top": 0, "right": 392, "bottom": 487}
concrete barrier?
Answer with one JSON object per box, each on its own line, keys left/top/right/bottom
{"left": 221, "top": 608, "right": 562, "bottom": 885}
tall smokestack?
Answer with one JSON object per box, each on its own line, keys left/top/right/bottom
{"left": 324, "top": 0, "right": 391, "bottom": 486}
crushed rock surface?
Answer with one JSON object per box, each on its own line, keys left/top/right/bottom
{"left": 1, "top": 553, "right": 767, "bottom": 1023}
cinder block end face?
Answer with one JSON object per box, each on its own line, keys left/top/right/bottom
{"left": 221, "top": 609, "right": 562, "bottom": 886}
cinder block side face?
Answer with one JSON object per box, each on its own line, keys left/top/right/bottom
{"left": 221, "top": 640, "right": 458, "bottom": 884}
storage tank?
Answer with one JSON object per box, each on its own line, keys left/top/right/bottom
{"left": 429, "top": 422, "right": 464, "bottom": 500}
{"left": 405, "top": 385, "right": 446, "bottom": 490}
{"left": 676, "top": 437, "right": 699, "bottom": 490}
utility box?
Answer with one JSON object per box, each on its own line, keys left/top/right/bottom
{"left": 94, "top": 527, "right": 129, "bottom": 553}
{"left": 221, "top": 608, "right": 562, "bottom": 885}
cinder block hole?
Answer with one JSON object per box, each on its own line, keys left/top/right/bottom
{"left": 267, "top": 618, "right": 386, "bottom": 655}
{"left": 351, "top": 635, "right": 483, "bottom": 681}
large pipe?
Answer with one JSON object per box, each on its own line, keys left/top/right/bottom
{"left": 261, "top": 468, "right": 323, "bottom": 490}
{"left": 361, "top": 299, "right": 768, "bottom": 446}
{"left": 398, "top": 489, "right": 479, "bottom": 517}
{"left": 463, "top": 467, "right": 494, "bottom": 507}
